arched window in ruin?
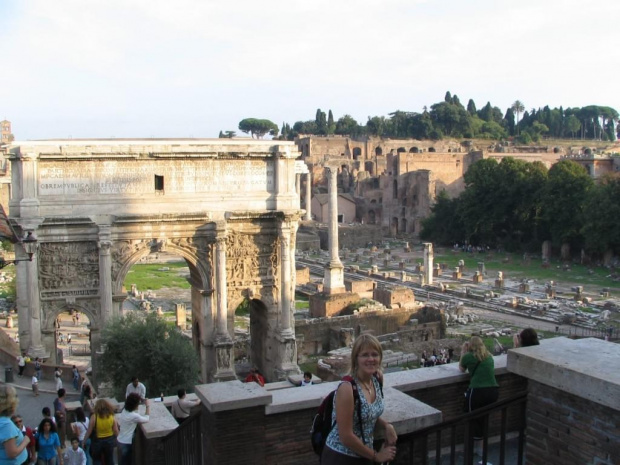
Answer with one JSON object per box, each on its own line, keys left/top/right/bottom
{"left": 353, "top": 147, "right": 362, "bottom": 160}
{"left": 428, "top": 147, "right": 436, "bottom": 152}
{"left": 401, "top": 207, "right": 405, "bottom": 216}
{"left": 364, "top": 161, "right": 375, "bottom": 175}
{"left": 410, "top": 147, "right": 419, "bottom": 153}
{"left": 392, "top": 159, "right": 398, "bottom": 176}
{"left": 397, "top": 147, "right": 406, "bottom": 153}
{"left": 375, "top": 147, "right": 383, "bottom": 156}
{"left": 401, "top": 218, "right": 408, "bottom": 233}
{"left": 391, "top": 217, "right": 399, "bottom": 236}
{"left": 368, "top": 210, "right": 376, "bottom": 224}
{"left": 393, "top": 180, "right": 398, "bottom": 199}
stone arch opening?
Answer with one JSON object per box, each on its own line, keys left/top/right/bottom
{"left": 401, "top": 218, "right": 408, "bottom": 233}
{"left": 249, "top": 299, "right": 269, "bottom": 379}
{"left": 368, "top": 210, "right": 376, "bottom": 225}
{"left": 428, "top": 147, "right": 436, "bottom": 152}
{"left": 397, "top": 147, "right": 406, "bottom": 153}
{"left": 352, "top": 147, "right": 362, "bottom": 160}
{"left": 375, "top": 147, "right": 382, "bottom": 156}
{"left": 410, "top": 147, "right": 420, "bottom": 153}
{"left": 42, "top": 302, "right": 96, "bottom": 368}
{"left": 393, "top": 180, "right": 398, "bottom": 199}
{"left": 391, "top": 217, "right": 399, "bottom": 236}
{"left": 364, "top": 161, "right": 375, "bottom": 175}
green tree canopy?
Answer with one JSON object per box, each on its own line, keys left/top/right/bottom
{"left": 99, "top": 313, "right": 200, "bottom": 400}
{"left": 582, "top": 174, "right": 620, "bottom": 255}
{"left": 238, "top": 118, "right": 279, "bottom": 139}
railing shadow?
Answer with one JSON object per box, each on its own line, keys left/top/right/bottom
{"left": 395, "top": 392, "right": 527, "bottom": 465}
{"left": 162, "top": 410, "right": 203, "bottom": 465}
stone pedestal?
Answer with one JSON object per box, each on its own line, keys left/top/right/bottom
{"left": 433, "top": 266, "right": 442, "bottom": 277}
{"left": 519, "top": 283, "right": 530, "bottom": 293}
{"left": 452, "top": 269, "right": 461, "bottom": 280}
{"left": 495, "top": 279, "right": 504, "bottom": 289}
{"left": 473, "top": 272, "right": 483, "bottom": 283}
{"left": 213, "top": 338, "right": 236, "bottom": 382}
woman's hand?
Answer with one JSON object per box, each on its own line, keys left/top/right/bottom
{"left": 375, "top": 443, "right": 396, "bottom": 462}
{"left": 384, "top": 423, "right": 398, "bottom": 446}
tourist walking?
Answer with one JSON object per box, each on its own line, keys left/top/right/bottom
{"left": 32, "top": 375, "right": 39, "bottom": 397}
{"left": 459, "top": 336, "right": 499, "bottom": 458}
{"left": 70, "top": 408, "right": 90, "bottom": 465}
{"left": 53, "top": 389, "right": 67, "bottom": 451}
{"left": 83, "top": 399, "right": 118, "bottom": 465}
{"left": 63, "top": 438, "right": 86, "bottom": 465}
{"left": 71, "top": 367, "right": 79, "bottom": 391}
{"left": 16, "top": 354, "right": 26, "bottom": 378}
{"left": 0, "top": 386, "right": 30, "bottom": 465}
{"left": 54, "top": 367, "right": 63, "bottom": 391}
{"left": 34, "top": 359, "right": 42, "bottom": 381}
{"left": 117, "top": 394, "right": 150, "bottom": 465}
{"left": 11, "top": 414, "right": 36, "bottom": 465}
{"left": 35, "top": 418, "right": 62, "bottom": 465}
{"left": 321, "top": 333, "right": 397, "bottom": 464}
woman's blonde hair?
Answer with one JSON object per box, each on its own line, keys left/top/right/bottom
{"left": 0, "top": 385, "right": 19, "bottom": 417}
{"left": 350, "top": 333, "right": 383, "bottom": 375}
{"left": 93, "top": 398, "right": 115, "bottom": 418}
{"left": 469, "top": 336, "right": 491, "bottom": 362}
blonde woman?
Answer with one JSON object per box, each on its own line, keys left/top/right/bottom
{"left": 0, "top": 386, "right": 30, "bottom": 465}
{"left": 321, "top": 333, "right": 397, "bottom": 464}
{"left": 459, "top": 336, "right": 499, "bottom": 447}
{"left": 83, "top": 399, "right": 118, "bottom": 465}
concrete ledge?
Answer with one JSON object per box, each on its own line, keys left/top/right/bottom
{"left": 136, "top": 402, "right": 177, "bottom": 440}
{"left": 196, "top": 380, "right": 272, "bottom": 413}
{"left": 507, "top": 337, "right": 620, "bottom": 411}
{"left": 385, "top": 355, "right": 508, "bottom": 392}
{"left": 266, "top": 381, "right": 441, "bottom": 436}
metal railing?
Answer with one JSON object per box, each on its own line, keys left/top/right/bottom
{"left": 162, "top": 411, "right": 203, "bottom": 465}
{"left": 395, "top": 392, "right": 527, "bottom": 465}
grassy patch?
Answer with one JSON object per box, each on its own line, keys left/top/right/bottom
{"left": 434, "top": 250, "right": 620, "bottom": 295}
{"left": 124, "top": 263, "right": 190, "bottom": 291}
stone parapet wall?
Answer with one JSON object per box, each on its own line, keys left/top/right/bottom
{"left": 525, "top": 381, "right": 619, "bottom": 465}
{"left": 507, "top": 337, "right": 620, "bottom": 465}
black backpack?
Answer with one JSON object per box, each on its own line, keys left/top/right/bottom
{"left": 310, "top": 374, "right": 383, "bottom": 457}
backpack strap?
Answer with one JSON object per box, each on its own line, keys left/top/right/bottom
{"left": 341, "top": 376, "right": 366, "bottom": 447}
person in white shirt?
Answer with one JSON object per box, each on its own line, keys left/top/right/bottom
{"left": 117, "top": 394, "right": 150, "bottom": 465}
{"left": 64, "top": 437, "right": 87, "bottom": 465}
{"left": 17, "top": 353, "right": 26, "bottom": 377}
{"left": 170, "top": 389, "right": 201, "bottom": 423}
{"left": 125, "top": 377, "right": 146, "bottom": 401}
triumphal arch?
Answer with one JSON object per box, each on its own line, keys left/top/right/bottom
{"left": 7, "top": 139, "right": 303, "bottom": 383}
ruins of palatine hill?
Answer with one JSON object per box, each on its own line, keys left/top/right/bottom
{"left": 295, "top": 136, "right": 619, "bottom": 237}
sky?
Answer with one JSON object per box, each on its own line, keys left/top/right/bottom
{"left": 1, "top": 0, "right": 618, "bottom": 140}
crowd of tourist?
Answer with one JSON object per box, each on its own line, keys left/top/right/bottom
{"left": 420, "top": 348, "right": 454, "bottom": 367}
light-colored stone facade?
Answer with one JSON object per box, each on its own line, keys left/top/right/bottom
{"left": 7, "top": 139, "right": 303, "bottom": 383}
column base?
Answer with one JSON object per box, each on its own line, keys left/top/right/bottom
{"left": 27, "top": 345, "right": 49, "bottom": 360}
{"left": 213, "top": 337, "right": 236, "bottom": 382}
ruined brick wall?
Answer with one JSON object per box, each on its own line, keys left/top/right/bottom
{"left": 296, "top": 307, "right": 442, "bottom": 356}
{"left": 373, "top": 286, "right": 415, "bottom": 308}
{"left": 524, "top": 380, "right": 619, "bottom": 465}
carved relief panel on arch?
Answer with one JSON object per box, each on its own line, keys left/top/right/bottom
{"left": 38, "top": 242, "right": 100, "bottom": 293}
{"left": 225, "top": 231, "right": 279, "bottom": 288}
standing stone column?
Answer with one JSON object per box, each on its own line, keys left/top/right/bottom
{"left": 98, "top": 240, "right": 113, "bottom": 322}
{"left": 214, "top": 235, "right": 228, "bottom": 337}
{"left": 324, "top": 166, "right": 345, "bottom": 294}
{"left": 279, "top": 222, "right": 293, "bottom": 336}
{"left": 305, "top": 172, "right": 312, "bottom": 221}
{"left": 26, "top": 251, "right": 45, "bottom": 358}
{"left": 424, "top": 243, "right": 434, "bottom": 286}
{"left": 213, "top": 233, "right": 235, "bottom": 382}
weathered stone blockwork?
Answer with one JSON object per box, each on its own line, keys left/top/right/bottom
{"left": 524, "top": 381, "right": 619, "bottom": 465}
